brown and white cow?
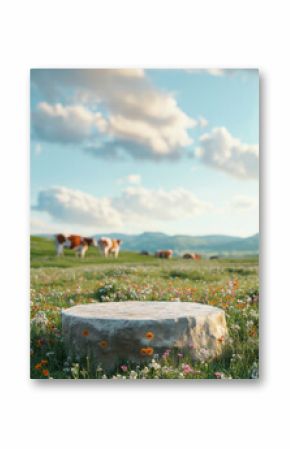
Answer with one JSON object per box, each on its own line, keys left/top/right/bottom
{"left": 182, "top": 252, "right": 202, "bottom": 260}
{"left": 155, "top": 249, "right": 173, "bottom": 259}
{"left": 55, "top": 234, "right": 97, "bottom": 258}
{"left": 97, "top": 237, "right": 122, "bottom": 258}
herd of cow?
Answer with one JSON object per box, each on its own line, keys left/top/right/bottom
{"left": 55, "top": 233, "right": 208, "bottom": 260}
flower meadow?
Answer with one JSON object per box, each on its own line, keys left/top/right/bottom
{"left": 30, "top": 237, "right": 259, "bottom": 380}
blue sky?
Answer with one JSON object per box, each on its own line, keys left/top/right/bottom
{"left": 31, "top": 68, "right": 259, "bottom": 237}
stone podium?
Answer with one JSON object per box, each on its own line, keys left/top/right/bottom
{"left": 62, "top": 301, "right": 228, "bottom": 371}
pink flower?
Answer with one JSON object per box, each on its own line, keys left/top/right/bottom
{"left": 178, "top": 353, "right": 183, "bottom": 358}
{"left": 214, "top": 371, "right": 224, "bottom": 379}
{"left": 120, "top": 365, "right": 128, "bottom": 372}
{"left": 182, "top": 364, "right": 193, "bottom": 375}
{"left": 162, "top": 349, "right": 170, "bottom": 359}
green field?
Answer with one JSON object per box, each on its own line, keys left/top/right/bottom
{"left": 30, "top": 236, "right": 259, "bottom": 379}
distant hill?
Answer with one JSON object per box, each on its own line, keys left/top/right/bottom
{"left": 32, "top": 231, "right": 259, "bottom": 256}
{"left": 92, "top": 231, "right": 259, "bottom": 256}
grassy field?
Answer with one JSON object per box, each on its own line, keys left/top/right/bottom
{"left": 30, "top": 236, "right": 259, "bottom": 379}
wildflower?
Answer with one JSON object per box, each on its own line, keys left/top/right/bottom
{"left": 149, "top": 360, "right": 161, "bottom": 370}
{"left": 99, "top": 340, "right": 108, "bottom": 349}
{"left": 248, "top": 328, "right": 257, "bottom": 337}
{"left": 217, "top": 336, "right": 225, "bottom": 343}
{"left": 199, "top": 348, "right": 210, "bottom": 359}
{"left": 146, "top": 347, "right": 154, "bottom": 356}
{"left": 41, "top": 359, "right": 48, "bottom": 365}
{"left": 140, "top": 347, "right": 153, "bottom": 356}
{"left": 162, "top": 349, "right": 170, "bottom": 359}
{"left": 178, "top": 353, "right": 183, "bottom": 358}
{"left": 182, "top": 364, "right": 193, "bottom": 375}
{"left": 31, "top": 311, "right": 48, "bottom": 329}
{"left": 145, "top": 331, "right": 154, "bottom": 340}
{"left": 120, "top": 365, "right": 128, "bottom": 372}
{"left": 82, "top": 329, "right": 89, "bottom": 337}
{"left": 34, "top": 363, "right": 42, "bottom": 370}
{"left": 129, "top": 370, "right": 138, "bottom": 380}
{"left": 42, "top": 369, "right": 49, "bottom": 377}
{"left": 214, "top": 372, "right": 225, "bottom": 379}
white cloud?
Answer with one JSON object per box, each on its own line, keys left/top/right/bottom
{"left": 33, "top": 102, "right": 107, "bottom": 143}
{"left": 196, "top": 127, "right": 259, "bottom": 179}
{"left": 117, "top": 174, "right": 141, "bottom": 185}
{"left": 31, "top": 69, "right": 196, "bottom": 158}
{"left": 113, "top": 186, "right": 211, "bottom": 222}
{"left": 207, "top": 69, "right": 225, "bottom": 77}
{"left": 229, "top": 195, "right": 258, "bottom": 212}
{"left": 197, "top": 116, "right": 208, "bottom": 128}
{"left": 33, "top": 185, "right": 211, "bottom": 230}
{"left": 185, "top": 69, "right": 226, "bottom": 76}
{"left": 33, "top": 186, "right": 122, "bottom": 228}
{"left": 185, "top": 69, "right": 258, "bottom": 78}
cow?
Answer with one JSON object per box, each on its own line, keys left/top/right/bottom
{"left": 74, "top": 242, "right": 89, "bottom": 258}
{"left": 209, "top": 255, "right": 219, "bottom": 260}
{"left": 140, "top": 250, "right": 150, "bottom": 256}
{"left": 182, "top": 252, "right": 202, "bottom": 260}
{"left": 155, "top": 249, "right": 173, "bottom": 259}
{"left": 97, "top": 237, "right": 122, "bottom": 258}
{"left": 55, "top": 234, "right": 97, "bottom": 257}
{"left": 183, "top": 253, "right": 194, "bottom": 259}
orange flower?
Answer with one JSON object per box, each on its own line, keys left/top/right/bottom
{"left": 42, "top": 369, "right": 49, "bottom": 377}
{"left": 145, "top": 331, "right": 154, "bottom": 340}
{"left": 99, "top": 340, "right": 108, "bottom": 349}
{"left": 140, "top": 347, "right": 154, "bottom": 356}
{"left": 82, "top": 329, "right": 89, "bottom": 337}
{"left": 41, "top": 359, "right": 48, "bottom": 365}
{"left": 146, "top": 347, "right": 154, "bottom": 356}
{"left": 217, "top": 336, "right": 225, "bottom": 343}
{"left": 34, "top": 363, "right": 42, "bottom": 370}
{"left": 249, "top": 328, "right": 257, "bottom": 337}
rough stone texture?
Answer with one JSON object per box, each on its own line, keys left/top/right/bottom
{"left": 62, "top": 301, "right": 228, "bottom": 371}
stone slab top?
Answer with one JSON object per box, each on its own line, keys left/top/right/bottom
{"left": 62, "top": 301, "right": 222, "bottom": 321}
